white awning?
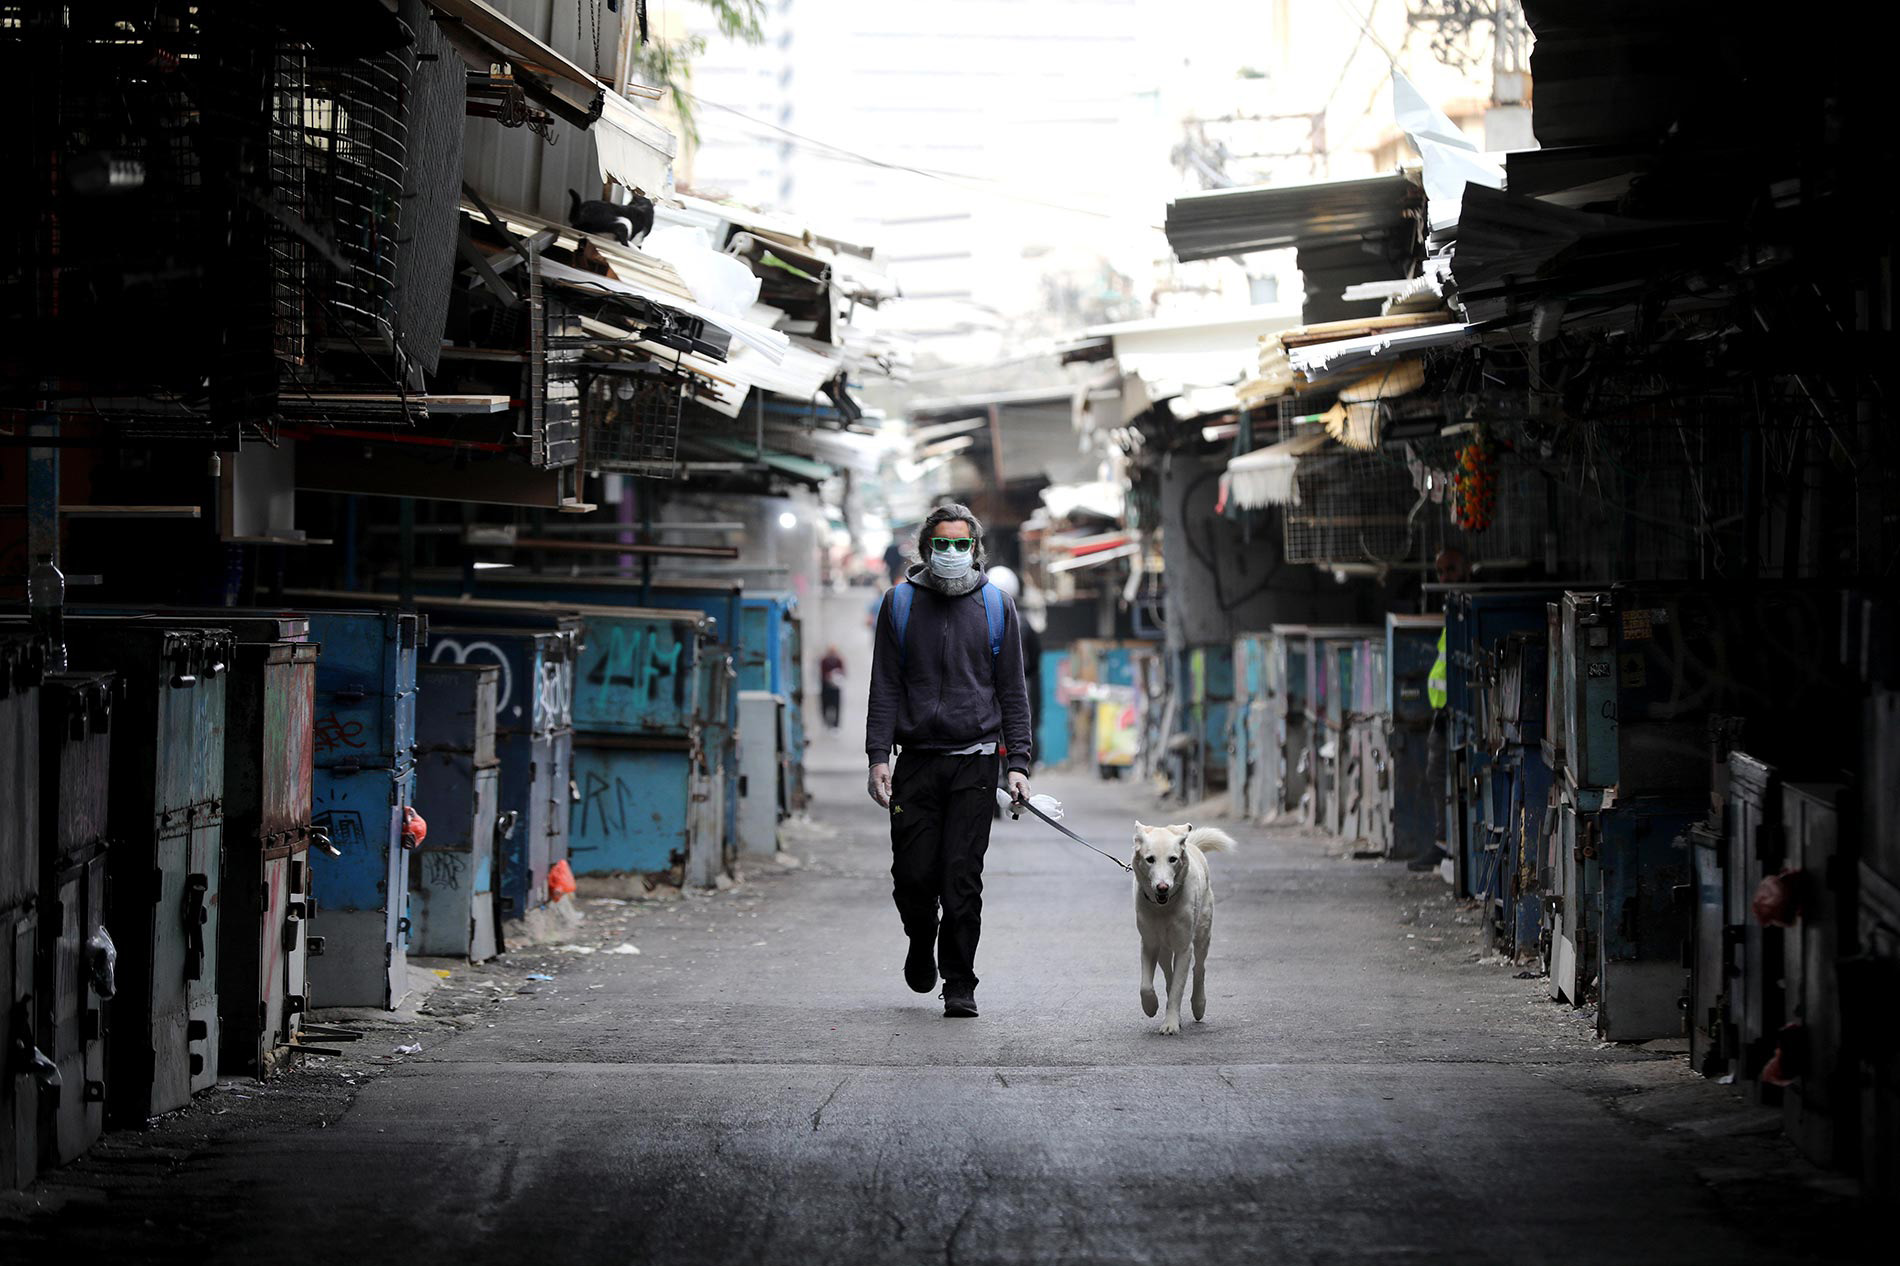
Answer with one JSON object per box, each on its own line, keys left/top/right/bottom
{"left": 1287, "top": 322, "right": 1471, "bottom": 379}
{"left": 537, "top": 256, "right": 790, "bottom": 363}
{"left": 1225, "top": 431, "right": 1331, "bottom": 510}
{"left": 1049, "top": 541, "right": 1141, "bottom": 573}
{"left": 595, "top": 89, "right": 677, "bottom": 196}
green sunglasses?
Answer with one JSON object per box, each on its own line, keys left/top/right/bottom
{"left": 929, "top": 536, "right": 975, "bottom": 554}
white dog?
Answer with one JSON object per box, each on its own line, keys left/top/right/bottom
{"left": 1133, "top": 821, "right": 1238, "bottom": 1035}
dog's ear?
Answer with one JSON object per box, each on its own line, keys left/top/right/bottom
{"left": 1166, "top": 822, "right": 1192, "bottom": 838}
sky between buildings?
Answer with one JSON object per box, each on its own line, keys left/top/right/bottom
{"left": 672, "top": 0, "right": 1513, "bottom": 368}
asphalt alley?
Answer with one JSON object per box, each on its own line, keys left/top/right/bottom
{"left": 1, "top": 738, "right": 1877, "bottom": 1265}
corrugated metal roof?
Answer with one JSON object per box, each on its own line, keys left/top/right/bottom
{"left": 437, "top": 0, "right": 674, "bottom": 218}
{"left": 1164, "top": 175, "right": 1423, "bottom": 263}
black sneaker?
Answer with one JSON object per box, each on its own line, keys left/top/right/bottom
{"left": 904, "top": 932, "right": 937, "bottom": 994}
{"left": 942, "top": 984, "right": 978, "bottom": 1018}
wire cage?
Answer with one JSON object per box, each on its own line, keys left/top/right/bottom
{"left": 583, "top": 371, "right": 686, "bottom": 476}
{"left": 528, "top": 262, "right": 583, "bottom": 467}
{"left": 1280, "top": 441, "right": 1422, "bottom": 566}
{"left": 3, "top": 2, "right": 420, "bottom": 433}
{"left": 271, "top": 24, "right": 414, "bottom": 375}
{"left": 1, "top": 2, "right": 280, "bottom": 439}
{"left": 1401, "top": 431, "right": 1550, "bottom": 567}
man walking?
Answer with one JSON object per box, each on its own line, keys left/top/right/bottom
{"left": 865, "top": 504, "right": 1033, "bottom": 1018}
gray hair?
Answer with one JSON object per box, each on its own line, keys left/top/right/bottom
{"left": 914, "top": 502, "right": 987, "bottom": 569}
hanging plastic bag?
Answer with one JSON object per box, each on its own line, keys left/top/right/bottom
{"left": 548, "top": 859, "right": 577, "bottom": 901}
{"left": 88, "top": 925, "right": 117, "bottom": 1000}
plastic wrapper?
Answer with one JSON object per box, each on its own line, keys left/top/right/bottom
{"left": 88, "top": 925, "right": 117, "bottom": 1000}
{"left": 996, "top": 789, "right": 1065, "bottom": 821}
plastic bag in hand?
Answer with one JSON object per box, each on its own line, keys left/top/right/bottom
{"left": 996, "top": 789, "right": 1065, "bottom": 821}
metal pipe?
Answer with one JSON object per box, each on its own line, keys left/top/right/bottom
{"left": 531, "top": 521, "right": 747, "bottom": 535}
{"left": 618, "top": 470, "right": 636, "bottom": 577}
{"left": 509, "top": 539, "right": 740, "bottom": 559}
{"left": 640, "top": 480, "right": 654, "bottom": 607}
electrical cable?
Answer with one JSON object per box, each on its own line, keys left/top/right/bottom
{"left": 680, "top": 89, "right": 1164, "bottom": 228}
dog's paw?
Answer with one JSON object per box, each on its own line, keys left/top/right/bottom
{"left": 1191, "top": 996, "right": 1206, "bottom": 1022}
{"left": 1140, "top": 987, "right": 1158, "bottom": 1017}
{"left": 1159, "top": 1017, "right": 1181, "bottom": 1036}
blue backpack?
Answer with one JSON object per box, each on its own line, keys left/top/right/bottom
{"left": 890, "top": 580, "right": 1005, "bottom": 668}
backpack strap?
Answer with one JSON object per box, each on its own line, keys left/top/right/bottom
{"left": 891, "top": 582, "right": 915, "bottom": 669}
{"left": 982, "top": 582, "right": 1005, "bottom": 658}
{"left": 891, "top": 579, "right": 1004, "bottom": 667}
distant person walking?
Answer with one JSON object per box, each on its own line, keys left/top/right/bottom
{"left": 1412, "top": 546, "right": 1469, "bottom": 873}
{"left": 865, "top": 504, "right": 1033, "bottom": 1018}
{"left": 820, "top": 645, "right": 846, "bottom": 731}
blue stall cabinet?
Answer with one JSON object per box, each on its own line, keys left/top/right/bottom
{"left": 1495, "top": 631, "right": 1554, "bottom": 960}
{"left": 1303, "top": 627, "right": 1381, "bottom": 831}
{"left": 454, "top": 581, "right": 741, "bottom": 878}
{"left": 1182, "top": 644, "right": 1234, "bottom": 800}
{"left": 1346, "top": 635, "right": 1387, "bottom": 847}
{"left": 1595, "top": 795, "right": 1705, "bottom": 1040}
{"left": 54, "top": 622, "right": 231, "bottom": 1125}
{"left": 208, "top": 628, "right": 318, "bottom": 1078}
{"left": 310, "top": 765, "right": 417, "bottom": 1009}
{"left": 1268, "top": 625, "right": 1312, "bottom": 822}
{"left": 423, "top": 618, "right": 579, "bottom": 926}
{"left": 0, "top": 634, "right": 44, "bottom": 1191}
{"left": 439, "top": 579, "right": 749, "bottom": 844}
{"left": 1446, "top": 589, "right": 1562, "bottom": 902}
{"left": 307, "top": 611, "right": 421, "bottom": 1010}
{"left": 35, "top": 671, "right": 111, "bottom": 1171}
{"left": 1384, "top": 614, "right": 1442, "bottom": 862}
{"left": 1231, "top": 633, "right": 1274, "bottom": 821}
{"left": 572, "top": 747, "right": 697, "bottom": 874}
{"left": 647, "top": 582, "right": 805, "bottom": 822}
{"left": 559, "top": 608, "right": 726, "bottom": 887}
{"left": 411, "top": 663, "right": 501, "bottom": 962}
{"left": 105, "top": 612, "right": 322, "bottom": 1081}
{"left": 1038, "top": 649, "right": 1072, "bottom": 769}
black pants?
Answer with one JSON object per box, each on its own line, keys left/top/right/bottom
{"left": 821, "top": 683, "right": 842, "bottom": 728}
{"left": 889, "top": 752, "right": 995, "bottom": 988}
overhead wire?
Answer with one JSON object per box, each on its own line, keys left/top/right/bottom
{"left": 679, "top": 88, "right": 1165, "bottom": 229}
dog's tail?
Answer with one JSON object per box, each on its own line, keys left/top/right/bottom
{"left": 1184, "top": 826, "right": 1238, "bottom": 857}
{"left": 566, "top": 188, "right": 582, "bottom": 224}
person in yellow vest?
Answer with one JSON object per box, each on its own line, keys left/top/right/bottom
{"left": 1410, "top": 547, "right": 1467, "bottom": 872}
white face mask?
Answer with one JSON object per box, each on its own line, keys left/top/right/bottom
{"left": 927, "top": 545, "right": 974, "bottom": 580}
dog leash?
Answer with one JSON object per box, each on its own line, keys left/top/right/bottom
{"left": 1010, "top": 794, "right": 1132, "bottom": 873}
